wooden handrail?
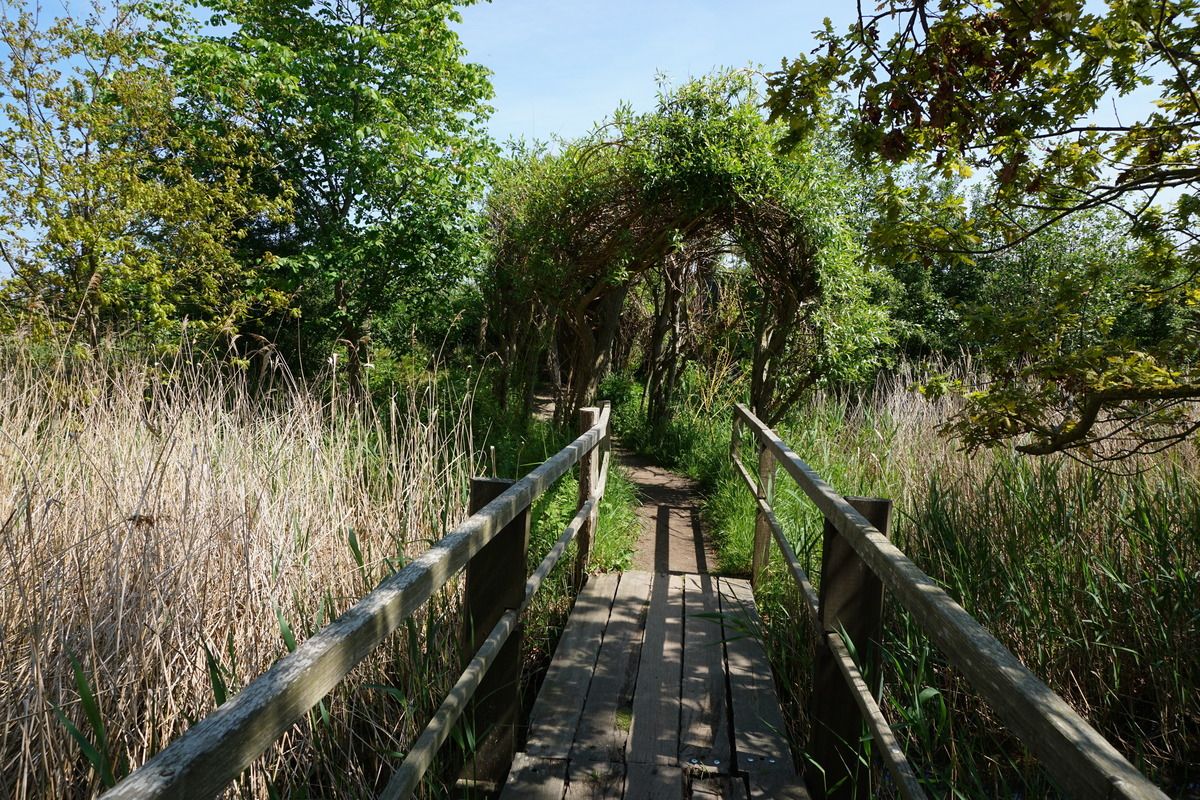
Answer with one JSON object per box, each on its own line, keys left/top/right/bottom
{"left": 730, "top": 403, "right": 1167, "bottom": 800}
{"left": 105, "top": 403, "right": 611, "bottom": 800}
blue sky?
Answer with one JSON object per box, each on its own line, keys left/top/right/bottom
{"left": 454, "top": 1, "right": 855, "bottom": 145}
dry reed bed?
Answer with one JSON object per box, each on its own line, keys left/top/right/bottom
{"left": 753, "top": 373, "right": 1200, "bottom": 795}
{"left": 0, "top": 354, "right": 477, "bottom": 798}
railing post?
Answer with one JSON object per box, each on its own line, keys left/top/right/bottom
{"left": 809, "top": 496, "right": 891, "bottom": 800}
{"left": 750, "top": 443, "right": 776, "bottom": 589}
{"left": 460, "top": 477, "right": 530, "bottom": 783}
{"left": 573, "top": 406, "right": 600, "bottom": 590}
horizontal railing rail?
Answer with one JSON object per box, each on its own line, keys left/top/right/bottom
{"left": 730, "top": 402, "right": 1167, "bottom": 800}
{"left": 105, "top": 402, "right": 612, "bottom": 800}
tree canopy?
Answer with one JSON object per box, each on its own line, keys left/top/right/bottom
{"left": 0, "top": 0, "right": 289, "bottom": 344}
{"left": 484, "top": 73, "right": 891, "bottom": 425}
{"left": 179, "top": 0, "right": 493, "bottom": 386}
{"left": 768, "top": 0, "right": 1200, "bottom": 458}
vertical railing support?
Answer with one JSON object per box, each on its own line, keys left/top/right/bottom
{"left": 810, "top": 496, "right": 892, "bottom": 800}
{"left": 460, "top": 477, "right": 530, "bottom": 783}
{"left": 573, "top": 406, "right": 600, "bottom": 590}
{"left": 750, "top": 443, "right": 776, "bottom": 589}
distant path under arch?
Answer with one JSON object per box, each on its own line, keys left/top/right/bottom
{"left": 531, "top": 394, "right": 718, "bottom": 574}
{"left": 620, "top": 447, "right": 718, "bottom": 574}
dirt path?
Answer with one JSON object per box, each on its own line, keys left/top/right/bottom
{"left": 618, "top": 447, "right": 719, "bottom": 574}
{"left": 533, "top": 393, "right": 718, "bottom": 574}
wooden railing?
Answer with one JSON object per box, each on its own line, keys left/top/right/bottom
{"left": 729, "top": 403, "right": 1167, "bottom": 800}
{"left": 104, "top": 403, "right": 612, "bottom": 800}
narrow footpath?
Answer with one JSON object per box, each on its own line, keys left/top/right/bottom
{"left": 618, "top": 447, "right": 719, "bottom": 575}
{"left": 531, "top": 394, "right": 718, "bottom": 574}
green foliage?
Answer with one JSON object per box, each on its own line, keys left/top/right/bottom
{"left": 487, "top": 72, "right": 893, "bottom": 423}
{"left": 182, "top": 0, "right": 494, "bottom": 378}
{"left": 53, "top": 657, "right": 127, "bottom": 788}
{"left": 0, "top": 0, "right": 290, "bottom": 343}
{"left": 768, "top": 2, "right": 1200, "bottom": 457}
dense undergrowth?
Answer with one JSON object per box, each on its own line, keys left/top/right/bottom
{"left": 0, "top": 344, "right": 638, "bottom": 799}
{"left": 601, "top": 368, "right": 1199, "bottom": 798}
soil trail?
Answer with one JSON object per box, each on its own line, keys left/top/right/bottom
{"left": 531, "top": 394, "right": 718, "bottom": 574}
{"left": 619, "top": 447, "right": 719, "bottom": 574}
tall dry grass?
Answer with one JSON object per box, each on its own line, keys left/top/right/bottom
{"left": 0, "top": 345, "right": 477, "bottom": 798}
{"left": 609, "top": 361, "right": 1198, "bottom": 796}
{"left": 729, "top": 369, "right": 1200, "bottom": 796}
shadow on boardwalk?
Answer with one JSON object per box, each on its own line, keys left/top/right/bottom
{"left": 619, "top": 448, "right": 719, "bottom": 575}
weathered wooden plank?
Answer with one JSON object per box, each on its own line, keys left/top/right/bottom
{"left": 575, "top": 407, "right": 601, "bottom": 589}
{"left": 747, "top": 772, "right": 811, "bottom": 799}
{"left": 460, "top": 477, "right": 530, "bottom": 784}
{"left": 825, "top": 631, "right": 925, "bottom": 800}
{"left": 717, "top": 579, "right": 793, "bottom": 774}
{"left": 565, "top": 762, "right": 624, "bottom": 800}
{"left": 731, "top": 451, "right": 819, "bottom": 627}
{"left": 572, "top": 571, "right": 653, "bottom": 763}
{"left": 690, "top": 775, "right": 748, "bottom": 799}
{"left": 381, "top": 611, "right": 520, "bottom": 799}
{"left": 810, "top": 497, "right": 889, "bottom": 800}
{"left": 750, "top": 446, "right": 776, "bottom": 588}
{"left": 623, "top": 763, "right": 683, "bottom": 800}
{"left": 627, "top": 573, "right": 683, "bottom": 766}
{"left": 499, "top": 753, "right": 568, "bottom": 800}
{"left": 678, "top": 573, "right": 730, "bottom": 771}
{"left": 527, "top": 573, "right": 620, "bottom": 758}
{"left": 103, "top": 417, "right": 609, "bottom": 800}
{"left": 733, "top": 403, "right": 1168, "bottom": 800}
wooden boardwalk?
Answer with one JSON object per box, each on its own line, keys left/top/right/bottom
{"left": 500, "top": 571, "right": 809, "bottom": 799}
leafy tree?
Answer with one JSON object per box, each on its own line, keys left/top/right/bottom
{"left": 768, "top": 1, "right": 1200, "bottom": 457}
{"left": 183, "top": 0, "right": 493, "bottom": 392}
{"left": 0, "top": 0, "right": 289, "bottom": 345}
{"left": 484, "top": 73, "right": 892, "bottom": 425}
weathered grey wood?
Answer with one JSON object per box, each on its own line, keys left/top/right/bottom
{"left": 462, "top": 477, "right": 530, "bottom": 780}
{"left": 388, "top": 491, "right": 598, "bottom": 799}
{"left": 627, "top": 573, "right": 683, "bottom": 766}
{"left": 750, "top": 446, "right": 776, "bottom": 589}
{"left": 717, "top": 579, "right": 794, "bottom": 775}
{"left": 732, "top": 403, "right": 1168, "bottom": 800}
{"left": 103, "top": 418, "right": 608, "bottom": 800}
{"left": 747, "top": 773, "right": 811, "bottom": 799}
{"left": 499, "top": 753, "right": 568, "bottom": 800}
{"left": 381, "top": 609, "right": 520, "bottom": 800}
{"left": 810, "top": 496, "right": 889, "bottom": 800}
{"left": 623, "top": 763, "right": 683, "bottom": 799}
{"left": 527, "top": 573, "right": 620, "bottom": 757}
{"left": 565, "top": 761, "right": 624, "bottom": 800}
{"left": 575, "top": 406, "right": 601, "bottom": 590}
{"left": 691, "top": 775, "right": 749, "bottom": 799}
{"left": 825, "top": 631, "right": 926, "bottom": 800}
{"left": 731, "top": 452, "right": 819, "bottom": 627}
{"left": 572, "top": 571, "right": 653, "bottom": 763}
{"left": 679, "top": 573, "right": 730, "bottom": 770}
{"left": 525, "top": 498, "right": 596, "bottom": 605}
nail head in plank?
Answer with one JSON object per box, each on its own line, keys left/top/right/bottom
{"left": 527, "top": 573, "right": 620, "bottom": 757}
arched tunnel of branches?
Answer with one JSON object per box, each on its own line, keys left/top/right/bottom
{"left": 482, "top": 73, "right": 889, "bottom": 430}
